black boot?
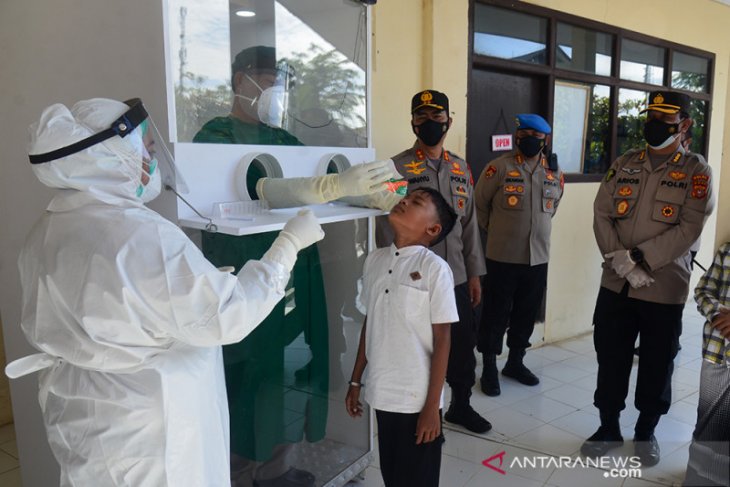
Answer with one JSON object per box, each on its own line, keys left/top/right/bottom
{"left": 634, "top": 413, "right": 661, "bottom": 466}
{"left": 444, "top": 386, "right": 492, "bottom": 434}
{"left": 581, "top": 411, "right": 624, "bottom": 458}
{"left": 501, "top": 349, "right": 539, "bottom": 386}
{"left": 480, "top": 353, "right": 500, "bottom": 396}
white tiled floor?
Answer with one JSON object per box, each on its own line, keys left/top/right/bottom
{"left": 0, "top": 307, "right": 709, "bottom": 487}
{"left": 351, "top": 305, "right": 708, "bottom": 487}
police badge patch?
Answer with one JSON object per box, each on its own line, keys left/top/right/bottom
{"left": 605, "top": 168, "right": 616, "bottom": 182}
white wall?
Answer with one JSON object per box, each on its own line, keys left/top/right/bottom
{"left": 0, "top": 1, "right": 169, "bottom": 485}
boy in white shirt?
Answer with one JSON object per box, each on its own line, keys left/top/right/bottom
{"left": 346, "top": 187, "right": 459, "bottom": 487}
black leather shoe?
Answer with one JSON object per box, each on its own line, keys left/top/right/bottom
{"left": 634, "top": 434, "right": 660, "bottom": 466}
{"left": 502, "top": 361, "right": 540, "bottom": 386}
{"left": 580, "top": 427, "right": 624, "bottom": 458}
{"left": 480, "top": 362, "right": 501, "bottom": 396}
{"left": 445, "top": 404, "right": 492, "bottom": 433}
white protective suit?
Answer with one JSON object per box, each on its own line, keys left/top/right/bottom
{"left": 13, "top": 99, "right": 318, "bottom": 486}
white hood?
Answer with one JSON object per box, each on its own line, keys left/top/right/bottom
{"left": 28, "top": 98, "right": 147, "bottom": 210}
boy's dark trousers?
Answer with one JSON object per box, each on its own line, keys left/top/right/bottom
{"left": 375, "top": 409, "right": 444, "bottom": 487}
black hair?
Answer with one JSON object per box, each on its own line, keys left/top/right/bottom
{"left": 410, "top": 187, "right": 458, "bottom": 247}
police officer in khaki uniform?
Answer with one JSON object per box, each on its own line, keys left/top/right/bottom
{"left": 474, "top": 114, "right": 563, "bottom": 397}
{"left": 582, "top": 91, "right": 714, "bottom": 466}
{"left": 376, "top": 90, "right": 490, "bottom": 433}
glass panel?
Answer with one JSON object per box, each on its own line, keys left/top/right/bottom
{"left": 617, "top": 88, "right": 649, "bottom": 154}
{"left": 169, "top": 0, "right": 368, "bottom": 147}
{"left": 620, "top": 39, "right": 665, "bottom": 85}
{"left": 685, "top": 98, "right": 707, "bottom": 155}
{"left": 553, "top": 82, "right": 610, "bottom": 174}
{"left": 474, "top": 4, "right": 548, "bottom": 64}
{"left": 556, "top": 23, "right": 613, "bottom": 76}
{"left": 672, "top": 51, "right": 710, "bottom": 93}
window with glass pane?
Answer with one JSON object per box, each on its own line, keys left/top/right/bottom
{"left": 672, "top": 52, "right": 710, "bottom": 93}
{"left": 169, "top": 0, "right": 368, "bottom": 147}
{"left": 553, "top": 82, "right": 610, "bottom": 174}
{"left": 556, "top": 23, "right": 613, "bottom": 76}
{"left": 473, "top": 4, "right": 548, "bottom": 64}
{"left": 620, "top": 39, "right": 665, "bottom": 85}
{"left": 617, "top": 88, "right": 649, "bottom": 154}
{"left": 685, "top": 99, "right": 707, "bottom": 155}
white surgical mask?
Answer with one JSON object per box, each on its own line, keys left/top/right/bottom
{"left": 137, "top": 158, "right": 161, "bottom": 202}
{"left": 235, "top": 74, "right": 288, "bottom": 129}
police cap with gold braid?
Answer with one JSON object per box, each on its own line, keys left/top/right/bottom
{"left": 411, "top": 89, "right": 449, "bottom": 114}
{"left": 640, "top": 91, "right": 691, "bottom": 115}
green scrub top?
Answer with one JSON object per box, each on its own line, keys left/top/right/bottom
{"left": 194, "top": 117, "right": 328, "bottom": 462}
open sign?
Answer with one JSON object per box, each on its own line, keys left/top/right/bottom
{"left": 491, "top": 134, "right": 513, "bottom": 152}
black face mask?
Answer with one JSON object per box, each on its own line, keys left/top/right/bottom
{"left": 643, "top": 118, "right": 680, "bottom": 148}
{"left": 412, "top": 119, "right": 449, "bottom": 147}
{"left": 516, "top": 135, "right": 545, "bottom": 158}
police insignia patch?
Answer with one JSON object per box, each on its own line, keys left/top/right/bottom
{"left": 484, "top": 165, "right": 497, "bottom": 179}
{"left": 457, "top": 198, "right": 465, "bottom": 210}
{"left": 507, "top": 195, "right": 519, "bottom": 207}
{"left": 661, "top": 205, "right": 674, "bottom": 218}
{"left": 617, "top": 186, "right": 632, "bottom": 197}
{"left": 622, "top": 167, "right": 641, "bottom": 175}
{"left": 605, "top": 168, "right": 616, "bottom": 182}
{"left": 546, "top": 171, "right": 555, "bottom": 181}
{"left": 616, "top": 200, "right": 629, "bottom": 216}
{"left": 451, "top": 162, "right": 465, "bottom": 175}
{"left": 692, "top": 174, "right": 709, "bottom": 199}
{"left": 546, "top": 199, "right": 553, "bottom": 209}
{"left": 669, "top": 171, "right": 686, "bottom": 181}
{"left": 405, "top": 160, "right": 426, "bottom": 175}
{"left": 508, "top": 170, "right": 520, "bottom": 177}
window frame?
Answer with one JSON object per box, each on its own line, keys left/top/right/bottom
{"left": 469, "top": 0, "right": 714, "bottom": 182}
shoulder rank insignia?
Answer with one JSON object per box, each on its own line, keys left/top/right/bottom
{"left": 639, "top": 150, "right": 646, "bottom": 161}
{"left": 605, "top": 168, "right": 616, "bottom": 182}
{"left": 616, "top": 200, "right": 629, "bottom": 216}
{"left": 484, "top": 165, "right": 497, "bottom": 179}
{"left": 617, "top": 186, "right": 632, "bottom": 196}
{"left": 672, "top": 152, "right": 682, "bottom": 163}
{"left": 669, "top": 171, "right": 686, "bottom": 181}
{"left": 404, "top": 160, "right": 426, "bottom": 175}
{"left": 508, "top": 170, "right": 520, "bottom": 177}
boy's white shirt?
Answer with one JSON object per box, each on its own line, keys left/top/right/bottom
{"left": 359, "top": 244, "right": 459, "bottom": 413}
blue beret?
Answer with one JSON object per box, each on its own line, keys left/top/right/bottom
{"left": 515, "top": 114, "right": 551, "bottom": 134}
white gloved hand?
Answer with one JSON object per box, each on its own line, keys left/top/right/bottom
{"left": 339, "top": 190, "right": 404, "bottom": 212}
{"left": 625, "top": 266, "right": 654, "bottom": 289}
{"left": 604, "top": 250, "right": 636, "bottom": 278}
{"left": 336, "top": 159, "right": 398, "bottom": 197}
{"left": 262, "top": 209, "right": 325, "bottom": 271}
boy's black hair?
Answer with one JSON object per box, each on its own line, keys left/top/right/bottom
{"left": 410, "top": 187, "right": 458, "bottom": 247}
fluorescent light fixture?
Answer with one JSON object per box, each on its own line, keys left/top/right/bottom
{"left": 236, "top": 9, "right": 256, "bottom": 17}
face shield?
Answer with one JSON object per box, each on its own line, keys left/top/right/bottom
{"left": 29, "top": 98, "right": 188, "bottom": 200}
{"left": 234, "top": 63, "right": 294, "bottom": 129}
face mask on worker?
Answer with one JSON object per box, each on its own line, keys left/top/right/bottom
{"left": 643, "top": 118, "right": 681, "bottom": 150}
{"left": 137, "top": 158, "right": 161, "bottom": 202}
{"left": 516, "top": 135, "right": 545, "bottom": 158}
{"left": 235, "top": 74, "right": 288, "bottom": 129}
{"left": 412, "top": 119, "right": 449, "bottom": 147}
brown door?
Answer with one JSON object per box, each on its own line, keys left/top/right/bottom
{"left": 467, "top": 68, "right": 548, "bottom": 179}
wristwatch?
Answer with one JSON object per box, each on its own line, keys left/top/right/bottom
{"left": 630, "top": 247, "right": 644, "bottom": 264}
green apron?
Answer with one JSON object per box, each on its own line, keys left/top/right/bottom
{"left": 196, "top": 119, "right": 327, "bottom": 462}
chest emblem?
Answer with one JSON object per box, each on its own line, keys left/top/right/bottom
{"left": 616, "top": 200, "right": 629, "bottom": 216}
{"left": 405, "top": 160, "right": 426, "bottom": 175}
{"left": 622, "top": 167, "right": 642, "bottom": 175}
{"left": 451, "top": 161, "right": 466, "bottom": 176}
{"left": 484, "top": 165, "right": 497, "bottom": 179}
{"left": 669, "top": 171, "right": 686, "bottom": 181}
{"left": 410, "top": 271, "right": 422, "bottom": 281}
{"left": 457, "top": 197, "right": 466, "bottom": 210}
{"left": 507, "top": 195, "right": 519, "bottom": 207}
{"left": 455, "top": 184, "right": 468, "bottom": 195}
{"left": 504, "top": 184, "right": 524, "bottom": 194}
{"left": 661, "top": 205, "right": 675, "bottom": 218}
{"left": 545, "top": 171, "right": 555, "bottom": 181}
{"left": 617, "top": 186, "right": 633, "bottom": 197}
{"left": 546, "top": 199, "right": 553, "bottom": 209}
{"left": 508, "top": 170, "right": 520, "bottom": 177}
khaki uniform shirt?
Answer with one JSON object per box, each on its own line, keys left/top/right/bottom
{"left": 594, "top": 147, "right": 714, "bottom": 304}
{"left": 474, "top": 152, "right": 564, "bottom": 266}
{"left": 376, "top": 145, "right": 486, "bottom": 286}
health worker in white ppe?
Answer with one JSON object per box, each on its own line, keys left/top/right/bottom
{"left": 6, "top": 97, "right": 324, "bottom": 487}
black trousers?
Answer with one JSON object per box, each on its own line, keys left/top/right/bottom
{"left": 593, "top": 285, "right": 683, "bottom": 416}
{"left": 478, "top": 259, "right": 547, "bottom": 355}
{"left": 446, "top": 283, "right": 477, "bottom": 396}
{"left": 375, "top": 409, "right": 444, "bottom": 487}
